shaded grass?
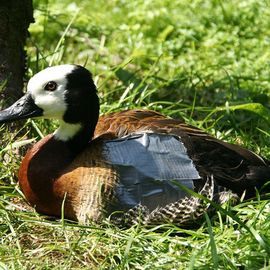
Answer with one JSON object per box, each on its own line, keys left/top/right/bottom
{"left": 0, "top": 0, "right": 270, "bottom": 269}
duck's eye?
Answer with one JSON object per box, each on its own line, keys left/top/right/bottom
{"left": 44, "top": 81, "right": 57, "bottom": 91}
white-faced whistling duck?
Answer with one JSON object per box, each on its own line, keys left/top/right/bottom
{"left": 0, "top": 65, "right": 269, "bottom": 226}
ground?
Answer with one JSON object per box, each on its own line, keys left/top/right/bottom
{"left": 0, "top": 0, "right": 270, "bottom": 269}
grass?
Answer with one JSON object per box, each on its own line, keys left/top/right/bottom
{"left": 1, "top": 0, "right": 270, "bottom": 269}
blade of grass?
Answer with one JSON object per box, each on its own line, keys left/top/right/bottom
{"left": 49, "top": 8, "right": 79, "bottom": 66}
{"left": 205, "top": 213, "right": 219, "bottom": 269}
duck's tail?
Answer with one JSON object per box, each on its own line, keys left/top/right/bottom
{"left": 246, "top": 166, "right": 270, "bottom": 193}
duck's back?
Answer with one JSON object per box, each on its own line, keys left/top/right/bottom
{"left": 95, "top": 109, "right": 270, "bottom": 202}
{"left": 95, "top": 110, "right": 270, "bottom": 224}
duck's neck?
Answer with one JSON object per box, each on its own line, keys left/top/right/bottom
{"left": 53, "top": 119, "right": 97, "bottom": 155}
{"left": 54, "top": 121, "right": 82, "bottom": 142}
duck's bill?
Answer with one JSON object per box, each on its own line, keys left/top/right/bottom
{"left": 0, "top": 94, "right": 43, "bottom": 124}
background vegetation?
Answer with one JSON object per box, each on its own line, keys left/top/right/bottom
{"left": 0, "top": 0, "right": 270, "bottom": 269}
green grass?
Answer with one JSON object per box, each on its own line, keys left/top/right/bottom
{"left": 1, "top": 0, "right": 270, "bottom": 269}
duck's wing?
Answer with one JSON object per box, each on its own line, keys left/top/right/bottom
{"left": 95, "top": 109, "right": 270, "bottom": 198}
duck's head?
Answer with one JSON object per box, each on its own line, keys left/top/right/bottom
{"left": 0, "top": 65, "right": 100, "bottom": 143}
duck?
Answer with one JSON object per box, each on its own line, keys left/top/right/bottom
{"left": 0, "top": 64, "right": 269, "bottom": 226}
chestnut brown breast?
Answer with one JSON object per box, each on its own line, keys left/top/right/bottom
{"left": 19, "top": 134, "right": 118, "bottom": 223}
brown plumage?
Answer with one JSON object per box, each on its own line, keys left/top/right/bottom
{"left": 96, "top": 109, "right": 268, "bottom": 198}
{"left": 18, "top": 134, "right": 118, "bottom": 223}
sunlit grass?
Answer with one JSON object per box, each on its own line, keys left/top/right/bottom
{"left": 0, "top": 197, "right": 269, "bottom": 269}
{"left": 0, "top": 0, "right": 270, "bottom": 269}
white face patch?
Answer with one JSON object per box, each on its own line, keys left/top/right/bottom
{"left": 27, "top": 65, "right": 76, "bottom": 119}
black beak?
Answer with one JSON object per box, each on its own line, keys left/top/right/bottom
{"left": 0, "top": 93, "right": 43, "bottom": 124}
